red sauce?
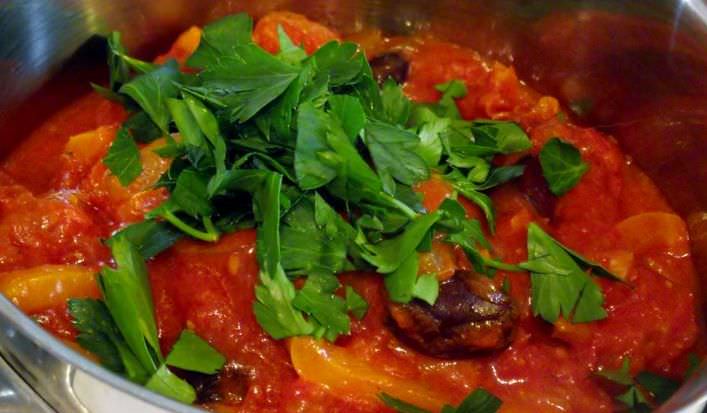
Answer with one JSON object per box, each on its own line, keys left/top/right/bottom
{"left": 0, "top": 11, "right": 702, "bottom": 413}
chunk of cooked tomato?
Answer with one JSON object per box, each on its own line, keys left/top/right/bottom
{"left": 0, "top": 184, "right": 109, "bottom": 271}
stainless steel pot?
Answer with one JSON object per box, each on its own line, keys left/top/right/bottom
{"left": 0, "top": 1, "right": 706, "bottom": 412}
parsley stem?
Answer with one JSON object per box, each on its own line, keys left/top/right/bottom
{"left": 382, "top": 193, "right": 417, "bottom": 219}
{"left": 119, "top": 53, "right": 156, "bottom": 74}
{"left": 485, "top": 259, "right": 522, "bottom": 272}
{"left": 162, "top": 210, "right": 219, "bottom": 242}
{"left": 202, "top": 216, "right": 218, "bottom": 237}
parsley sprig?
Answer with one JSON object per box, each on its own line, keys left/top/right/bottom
{"left": 520, "top": 223, "right": 619, "bottom": 323}
{"left": 68, "top": 237, "right": 226, "bottom": 403}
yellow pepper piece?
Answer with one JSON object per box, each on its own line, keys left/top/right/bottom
{"left": 615, "top": 212, "right": 689, "bottom": 256}
{"left": 289, "top": 337, "right": 455, "bottom": 411}
{"left": 0, "top": 265, "right": 99, "bottom": 313}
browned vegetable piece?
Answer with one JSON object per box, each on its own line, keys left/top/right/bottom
{"left": 183, "top": 361, "right": 250, "bottom": 405}
{"left": 388, "top": 272, "right": 516, "bottom": 358}
{"left": 369, "top": 52, "right": 410, "bottom": 85}
{"left": 519, "top": 157, "right": 557, "bottom": 219}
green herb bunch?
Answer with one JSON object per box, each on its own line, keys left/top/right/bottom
{"left": 69, "top": 12, "right": 621, "bottom": 405}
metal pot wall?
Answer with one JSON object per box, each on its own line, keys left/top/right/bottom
{"left": 0, "top": 1, "right": 706, "bottom": 412}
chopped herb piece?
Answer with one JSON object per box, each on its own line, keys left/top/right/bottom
{"left": 595, "top": 358, "right": 679, "bottom": 411}
{"left": 186, "top": 13, "right": 254, "bottom": 68}
{"left": 310, "top": 41, "right": 364, "bottom": 87}
{"left": 686, "top": 353, "right": 702, "bottom": 378}
{"left": 252, "top": 172, "right": 314, "bottom": 339}
{"left": 103, "top": 128, "right": 142, "bottom": 186}
{"left": 538, "top": 137, "right": 588, "bottom": 195}
{"left": 446, "top": 388, "right": 503, "bottom": 413}
{"left": 452, "top": 181, "right": 496, "bottom": 233}
{"left": 358, "top": 212, "right": 441, "bottom": 274}
{"left": 616, "top": 386, "right": 650, "bottom": 413}
{"left": 636, "top": 372, "right": 680, "bottom": 404}
{"left": 184, "top": 95, "right": 227, "bottom": 172}
{"left": 97, "top": 237, "right": 163, "bottom": 373}
{"left": 123, "top": 111, "right": 163, "bottom": 143}
{"left": 596, "top": 357, "right": 633, "bottom": 385}
{"left": 345, "top": 286, "right": 368, "bottom": 319}
{"left": 562, "top": 245, "right": 622, "bottom": 281}
{"left": 380, "top": 78, "right": 412, "bottom": 125}
{"left": 470, "top": 120, "right": 531, "bottom": 155}
{"left": 294, "top": 102, "right": 340, "bottom": 189}
{"left": 67, "top": 299, "right": 148, "bottom": 383}
{"left": 171, "top": 169, "right": 213, "bottom": 218}
{"left": 91, "top": 82, "right": 134, "bottom": 107}
{"left": 328, "top": 94, "right": 366, "bottom": 141}
{"left": 434, "top": 80, "right": 467, "bottom": 119}
{"left": 106, "top": 220, "right": 181, "bottom": 260}
{"left": 119, "top": 60, "right": 180, "bottom": 134}
{"left": 415, "top": 111, "right": 446, "bottom": 167}
{"left": 145, "top": 364, "right": 197, "bottom": 404}
{"left": 165, "top": 330, "right": 226, "bottom": 375}
{"left": 412, "top": 274, "right": 439, "bottom": 306}
{"left": 436, "top": 198, "right": 517, "bottom": 275}
{"left": 365, "top": 120, "right": 429, "bottom": 186}
{"left": 276, "top": 25, "right": 307, "bottom": 65}
{"left": 520, "top": 223, "right": 607, "bottom": 323}
{"left": 384, "top": 252, "right": 420, "bottom": 303}
{"left": 167, "top": 98, "right": 206, "bottom": 149}
{"left": 294, "top": 104, "right": 416, "bottom": 218}
{"left": 195, "top": 44, "right": 299, "bottom": 123}
{"left": 280, "top": 194, "right": 355, "bottom": 276}
{"left": 107, "top": 32, "right": 130, "bottom": 90}
{"left": 292, "top": 272, "right": 350, "bottom": 341}
{"left": 106, "top": 32, "right": 155, "bottom": 90}
{"left": 475, "top": 165, "right": 525, "bottom": 191}
{"left": 147, "top": 199, "right": 219, "bottom": 243}
{"left": 69, "top": 291, "right": 225, "bottom": 396}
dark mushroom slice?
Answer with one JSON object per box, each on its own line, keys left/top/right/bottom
{"left": 369, "top": 52, "right": 410, "bottom": 85}
{"left": 181, "top": 361, "right": 250, "bottom": 405}
{"left": 388, "top": 271, "right": 516, "bottom": 358}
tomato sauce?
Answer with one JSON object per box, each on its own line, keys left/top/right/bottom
{"left": 0, "top": 11, "right": 702, "bottom": 413}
